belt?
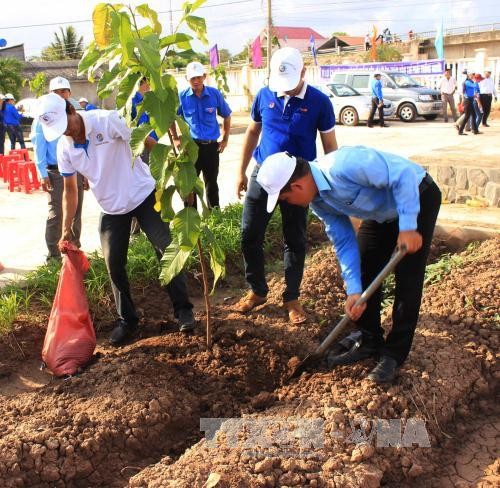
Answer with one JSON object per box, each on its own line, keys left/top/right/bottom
{"left": 47, "top": 165, "right": 59, "bottom": 170}
{"left": 419, "top": 173, "right": 434, "bottom": 194}
{"left": 194, "top": 139, "right": 217, "bottom": 145}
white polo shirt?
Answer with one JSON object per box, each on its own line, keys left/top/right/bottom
{"left": 57, "top": 110, "right": 155, "bottom": 215}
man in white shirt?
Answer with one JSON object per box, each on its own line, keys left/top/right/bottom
{"left": 37, "top": 93, "right": 195, "bottom": 346}
{"left": 439, "top": 69, "right": 457, "bottom": 122}
{"left": 479, "top": 69, "right": 497, "bottom": 127}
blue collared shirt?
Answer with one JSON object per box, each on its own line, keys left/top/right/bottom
{"left": 309, "top": 146, "right": 426, "bottom": 295}
{"left": 85, "top": 103, "right": 97, "bottom": 111}
{"left": 131, "top": 92, "right": 158, "bottom": 141}
{"left": 463, "top": 79, "right": 479, "bottom": 98}
{"left": 371, "top": 78, "right": 383, "bottom": 100}
{"left": 177, "top": 85, "right": 231, "bottom": 140}
{"left": 3, "top": 103, "right": 23, "bottom": 125}
{"left": 30, "top": 119, "right": 58, "bottom": 178}
{"left": 251, "top": 84, "right": 335, "bottom": 164}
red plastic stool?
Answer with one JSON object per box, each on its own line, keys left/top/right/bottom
{"left": 9, "top": 149, "right": 31, "bottom": 162}
{"left": 18, "top": 162, "right": 41, "bottom": 193}
{"left": 7, "top": 160, "right": 22, "bottom": 192}
{"left": 0, "top": 155, "right": 4, "bottom": 180}
{"left": 3, "top": 155, "right": 22, "bottom": 183}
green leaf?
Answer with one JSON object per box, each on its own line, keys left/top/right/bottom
{"left": 136, "top": 4, "right": 162, "bottom": 34}
{"left": 185, "top": 15, "right": 208, "bottom": 45}
{"left": 159, "top": 240, "right": 192, "bottom": 285}
{"left": 115, "top": 72, "right": 141, "bottom": 110}
{"left": 149, "top": 143, "right": 170, "bottom": 181}
{"left": 96, "top": 65, "right": 124, "bottom": 99}
{"left": 130, "top": 124, "right": 153, "bottom": 158}
{"left": 159, "top": 32, "right": 193, "bottom": 49}
{"left": 117, "top": 12, "right": 135, "bottom": 66}
{"left": 203, "top": 227, "right": 226, "bottom": 292}
{"left": 172, "top": 207, "right": 201, "bottom": 249}
{"left": 135, "top": 36, "right": 162, "bottom": 89}
{"left": 78, "top": 43, "right": 101, "bottom": 76}
{"left": 93, "top": 3, "right": 119, "bottom": 48}
{"left": 174, "top": 161, "right": 197, "bottom": 198}
{"left": 160, "top": 185, "right": 176, "bottom": 222}
{"left": 142, "top": 90, "right": 177, "bottom": 136}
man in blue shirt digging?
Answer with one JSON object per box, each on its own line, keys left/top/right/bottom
{"left": 256, "top": 146, "right": 441, "bottom": 383}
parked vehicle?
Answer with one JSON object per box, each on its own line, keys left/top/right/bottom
{"left": 315, "top": 83, "right": 395, "bottom": 126}
{"left": 329, "top": 71, "right": 442, "bottom": 122}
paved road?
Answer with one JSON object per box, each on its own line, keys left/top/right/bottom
{"left": 1, "top": 117, "right": 498, "bottom": 284}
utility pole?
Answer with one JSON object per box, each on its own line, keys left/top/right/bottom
{"left": 169, "top": 0, "right": 174, "bottom": 35}
{"left": 267, "top": 0, "right": 272, "bottom": 76}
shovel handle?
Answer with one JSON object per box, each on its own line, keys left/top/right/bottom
{"left": 315, "top": 245, "right": 407, "bottom": 357}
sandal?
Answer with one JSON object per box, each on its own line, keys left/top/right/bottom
{"left": 231, "top": 291, "right": 267, "bottom": 313}
{"left": 284, "top": 299, "right": 307, "bottom": 324}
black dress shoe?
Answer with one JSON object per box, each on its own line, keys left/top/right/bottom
{"left": 327, "top": 337, "right": 379, "bottom": 367}
{"left": 367, "top": 355, "right": 398, "bottom": 384}
{"left": 473, "top": 131, "right": 482, "bottom": 134}
{"left": 482, "top": 123, "right": 490, "bottom": 127}
{"left": 367, "top": 124, "right": 374, "bottom": 128}
{"left": 458, "top": 132, "right": 467, "bottom": 135}
{"left": 327, "top": 330, "right": 363, "bottom": 357}
{"left": 109, "top": 320, "right": 139, "bottom": 346}
{"left": 176, "top": 308, "right": 196, "bottom": 333}
{"left": 380, "top": 124, "right": 390, "bottom": 127}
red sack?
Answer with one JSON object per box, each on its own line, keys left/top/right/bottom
{"left": 42, "top": 242, "right": 96, "bottom": 376}
{"left": 458, "top": 102, "right": 464, "bottom": 114}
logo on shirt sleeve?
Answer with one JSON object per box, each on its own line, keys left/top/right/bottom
{"left": 269, "top": 102, "right": 275, "bottom": 108}
{"left": 205, "top": 107, "right": 215, "bottom": 113}
{"left": 96, "top": 133, "right": 103, "bottom": 142}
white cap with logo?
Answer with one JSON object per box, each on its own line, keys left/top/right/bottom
{"left": 186, "top": 61, "right": 205, "bottom": 80}
{"left": 256, "top": 152, "right": 297, "bottom": 212}
{"left": 78, "top": 97, "right": 89, "bottom": 103}
{"left": 268, "top": 47, "right": 304, "bottom": 92}
{"left": 49, "top": 76, "right": 71, "bottom": 92}
{"left": 4, "top": 93, "right": 15, "bottom": 100}
{"left": 37, "top": 93, "right": 68, "bottom": 142}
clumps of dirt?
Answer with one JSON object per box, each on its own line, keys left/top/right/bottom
{"left": 129, "top": 238, "right": 499, "bottom": 488}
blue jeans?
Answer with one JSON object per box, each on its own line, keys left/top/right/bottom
{"left": 6, "top": 124, "right": 25, "bottom": 150}
{"left": 241, "top": 165, "right": 307, "bottom": 302}
{"left": 472, "top": 99, "right": 483, "bottom": 128}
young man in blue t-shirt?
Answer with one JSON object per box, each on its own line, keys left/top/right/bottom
{"left": 233, "top": 47, "right": 337, "bottom": 324}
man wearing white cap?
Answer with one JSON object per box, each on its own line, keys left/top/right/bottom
{"left": 479, "top": 69, "right": 497, "bottom": 127}
{"left": 2, "top": 93, "right": 25, "bottom": 150}
{"left": 256, "top": 147, "right": 441, "bottom": 383}
{"left": 30, "top": 76, "right": 86, "bottom": 261}
{"left": 36, "top": 93, "right": 195, "bottom": 345}
{"left": 174, "top": 61, "right": 232, "bottom": 208}
{"left": 233, "top": 47, "right": 337, "bottom": 324}
{"left": 78, "top": 97, "right": 97, "bottom": 111}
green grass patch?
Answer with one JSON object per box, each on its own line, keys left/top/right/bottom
{"left": 0, "top": 292, "right": 21, "bottom": 336}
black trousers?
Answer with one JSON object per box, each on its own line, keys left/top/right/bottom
{"left": 241, "top": 165, "right": 307, "bottom": 302}
{"left": 0, "top": 123, "right": 5, "bottom": 155}
{"left": 99, "top": 191, "right": 192, "bottom": 326}
{"left": 6, "top": 124, "right": 25, "bottom": 150}
{"left": 459, "top": 97, "right": 478, "bottom": 134}
{"left": 368, "top": 97, "right": 384, "bottom": 127}
{"left": 480, "top": 94, "right": 493, "bottom": 125}
{"left": 195, "top": 141, "right": 220, "bottom": 208}
{"left": 356, "top": 180, "right": 441, "bottom": 365}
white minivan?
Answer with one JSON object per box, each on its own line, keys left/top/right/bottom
{"left": 330, "top": 71, "right": 442, "bottom": 122}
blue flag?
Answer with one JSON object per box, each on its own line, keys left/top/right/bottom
{"left": 434, "top": 21, "right": 444, "bottom": 60}
{"left": 310, "top": 34, "right": 317, "bottom": 66}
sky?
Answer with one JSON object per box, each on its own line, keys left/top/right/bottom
{"left": 0, "top": 0, "right": 497, "bottom": 58}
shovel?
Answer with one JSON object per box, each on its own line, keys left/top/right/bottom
{"left": 288, "top": 245, "right": 407, "bottom": 380}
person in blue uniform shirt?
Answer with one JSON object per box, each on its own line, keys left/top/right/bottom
{"left": 174, "top": 62, "right": 232, "bottom": 209}
{"left": 78, "top": 97, "right": 97, "bottom": 111}
{"left": 2, "top": 93, "right": 25, "bottom": 150}
{"left": 256, "top": 146, "right": 441, "bottom": 383}
{"left": 233, "top": 47, "right": 337, "bottom": 324}
{"left": 367, "top": 73, "right": 386, "bottom": 128}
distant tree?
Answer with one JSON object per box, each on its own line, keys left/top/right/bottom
{"left": 218, "top": 48, "right": 232, "bottom": 64}
{"left": 364, "top": 44, "right": 403, "bottom": 62}
{"left": 233, "top": 40, "right": 252, "bottom": 62}
{"left": 41, "top": 26, "right": 84, "bottom": 61}
{"left": 164, "top": 50, "right": 209, "bottom": 70}
{"left": 0, "top": 57, "right": 24, "bottom": 98}
{"left": 28, "top": 72, "right": 48, "bottom": 97}
{"left": 332, "top": 31, "right": 348, "bottom": 36}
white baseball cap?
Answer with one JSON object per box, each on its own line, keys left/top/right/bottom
{"left": 78, "top": 97, "right": 88, "bottom": 103}
{"left": 268, "top": 47, "right": 304, "bottom": 92}
{"left": 37, "top": 93, "right": 68, "bottom": 142}
{"left": 4, "top": 93, "right": 15, "bottom": 100}
{"left": 256, "top": 152, "right": 297, "bottom": 212}
{"left": 186, "top": 61, "right": 205, "bottom": 80}
{"left": 49, "top": 76, "right": 71, "bottom": 92}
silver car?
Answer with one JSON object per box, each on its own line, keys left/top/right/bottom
{"left": 316, "top": 83, "right": 395, "bottom": 126}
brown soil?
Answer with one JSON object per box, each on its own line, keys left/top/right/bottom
{"left": 0, "top": 238, "right": 498, "bottom": 488}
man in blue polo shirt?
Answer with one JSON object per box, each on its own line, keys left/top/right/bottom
{"left": 256, "top": 147, "right": 441, "bottom": 383}
{"left": 233, "top": 47, "right": 337, "bottom": 324}
{"left": 78, "top": 97, "right": 97, "bottom": 111}
{"left": 367, "top": 73, "right": 386, "bottom": 128}
{"left": 175, "top": 62, "right": 232, "bottom": 208}
{"left": 457, "top": 72, "right": 481, "bottom": 135}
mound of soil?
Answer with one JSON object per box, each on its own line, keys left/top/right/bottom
{"left": 129, "top": 238, "right": 499, "bottom": 488}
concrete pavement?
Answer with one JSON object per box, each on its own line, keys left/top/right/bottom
{"left": 1, "top": 116, "right": 499, "bottom": 285}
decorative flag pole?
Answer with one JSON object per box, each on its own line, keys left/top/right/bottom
{"left": 209, "top": 44, "right": 219, "bottom": 68}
